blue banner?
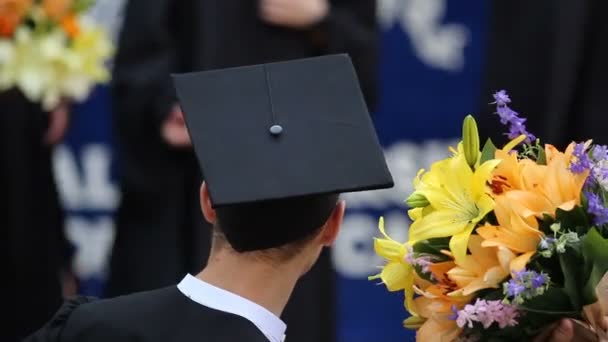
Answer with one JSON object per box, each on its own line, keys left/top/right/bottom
{"left": 333, "top": 1, "right": 487, "bottom": 341}
{"left": 53, "top": 1, "right": 488, "bottom": 340}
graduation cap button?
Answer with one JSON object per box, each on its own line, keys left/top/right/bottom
{"left": 269, "top": 124, "right": 283, "bottom": 136}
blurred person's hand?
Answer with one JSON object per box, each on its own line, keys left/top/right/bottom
{"left": 62, "top": 269, "right": 78, "bottom": 298}
{"left": 44, "top": 101, "right": 70, "bottom": 145}
{"left": 259, "top": 0, "right": 329, "bottom": 29}
{"left": 162, "top": 104, "right": 191, "bottom": 147}
{"left": 533, "top": 319, "right": 607, "bottom": 342}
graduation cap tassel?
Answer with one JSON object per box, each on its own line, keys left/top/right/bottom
{"left": 264, "top": 65, "right": 283, "bottom": 136}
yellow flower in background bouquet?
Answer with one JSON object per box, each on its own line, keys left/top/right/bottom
{"left": 0, "top": 0, "right": 113, "bottom": 110}
{"left": 371, "top": 91, "right": 608, "bottom": 341}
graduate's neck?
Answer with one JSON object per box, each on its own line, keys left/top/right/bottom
{"left": 197, "top": 248, "right": 304, "bottom": 317}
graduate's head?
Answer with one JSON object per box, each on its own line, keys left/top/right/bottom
{"left": 173, "top": 54, "right": 393, "bottom": 270}
{"left": 199, "top": 182, "right": 346, "bottom": 272}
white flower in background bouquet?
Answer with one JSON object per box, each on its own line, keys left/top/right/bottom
{"left": 0, "top": 0, "right": 113, "bottom": 111}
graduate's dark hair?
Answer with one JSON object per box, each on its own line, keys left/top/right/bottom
{"left": 214, "top": 193, "right": 340, "bottom": 257}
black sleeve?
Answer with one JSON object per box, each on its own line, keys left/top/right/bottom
{"left": 110, "top": 0, "right": 192, "bottom": 135}
{"left": 309, "top": 0, "right": 379, "bottom": 110}
{"left": 22, "top": 297, "right": 98, "bottom": 342}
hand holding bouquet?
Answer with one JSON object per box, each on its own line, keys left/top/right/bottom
{"left": 371, "top": 91, "right": 608, "bottom": 341}
{"left": 0, "top": 0, "right": 113, "bottom": 111}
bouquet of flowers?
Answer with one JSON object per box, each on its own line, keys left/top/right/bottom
{"left": 0, "top": 0, "right": 113, "bottom": 111}
{"left": 371, "top": 91, "right": 608, "bottom": 341}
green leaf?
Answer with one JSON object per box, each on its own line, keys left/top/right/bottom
{"left": 555, "top": 206, "right": 590, "bottom": 235}
{"left": 480, "top": 138, "right": 497, "bottom": 164}
{"left": 559, "top": 245, "right": 583, "bottom": 310}
{"left": 581, "top": 192, "right": 589, "bottom": 211}
{"left": 536, "top": 145, "right": 547, "bottom": 165}
{"left": 581, "top": 228, "right": 608, "bottom": 305}
{"left": 412, "top": 238, "right": 450, "bottom": 260}
{"left": 519, "top": 287, "right": 577, "bottom": 315}
{"left": 72, "top": 0, "right": 96, "bottom": 13}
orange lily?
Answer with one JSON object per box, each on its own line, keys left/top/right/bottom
{"left": 445, "top": 234, "right": 532, "bottom": 296}
{"left": 0, "top": 0, "right": 31, "bottom": 36}
{"left": 542, "top": 143, "right": 589, "bottom": 211}
{"left": 491, "top": 142, "right": 589, "bottom": 219}
{"left": 414, "top": 295, "right": 462, "bottom": 342}
{"left": 445, "top": 235, "right": 510, "bottom": 296}
{"left": 476, "top": 196, "right": 540, "bottom": 272}
{"left": 409, "top": 268, "right": 470, "bottom": 342}
{"left": 42, "top": 0, "right": 72, "bottom": 21}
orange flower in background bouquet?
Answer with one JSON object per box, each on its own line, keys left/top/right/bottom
{"left": 0, "top": 0, "right": 113, "bottom": 110}
{"left": 371, "top": 91, "right": 608, "bottom": 341}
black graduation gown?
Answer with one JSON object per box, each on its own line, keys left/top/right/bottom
{"left": 24, "top": 288, "right": 269, "bottom": 342}
{"left": 0, "top": 89, "right": 69, "bottom": 341}
{"left": 107, "top": 1, "right": 378, "bottom": 341}
{"left": 476, "top": 0, "right": 608, "bottom": 149}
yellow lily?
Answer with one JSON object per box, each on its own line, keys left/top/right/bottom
{"left": 370, "top": 217, "right": 417, "bottom": 313}
{"left": 408, "top": 153, "right": 501, "bottom": 264}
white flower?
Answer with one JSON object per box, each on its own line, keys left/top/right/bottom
{"left": 0, "top": 15, "right": 114, "bottom": 110}
{"left": 0, "top": 40, "right": 16, "bottom": 89}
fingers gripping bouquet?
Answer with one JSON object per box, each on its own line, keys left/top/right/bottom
{"left": 0, "top": 0, "right": 113, "bottom": 110}
{"left": 371, "top": 91, "right": 608, "bottom": 341}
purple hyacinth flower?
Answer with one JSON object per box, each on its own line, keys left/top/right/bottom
{"left": 454, "top": 299, "right": 520, "bottom": 330}
{"left": 594, "top": 166, "right": 608, "bottom": 181}
{"left": 586, "top": 192, "right": 608, "bottom": 225}
{"left": 493, "top": 90, "right": 511, "bottom": 106}
{"left": 539, "top": 237, "right": 556, "bottom": 250}
{"left": 570, "top": 142, "right": 592, "bottom": 174}
{"left": 496, "top": 106, "right": 519, "bottom": 125}
{"left": 414, "top": 256, "right": 433, "bottom": 274}
{"left": 506, "top": 280, "right": 526, "bottom": 297}
{"left": 593, "top": 145, "right": 608, "bottom": 161}
{"left": 449, "top": 305, "right": 459, "bottom": 321}
{"left": 491, "top": 90, "right": 536, "bottom": 143}
{"left": 531, "top": 273, "right": 548, "bottom": 289}
{"left": 507, "top": 122, "right": 536, "bottom": 142}
{"left": 513, "top": 269, "right": 530, "bottom": 282}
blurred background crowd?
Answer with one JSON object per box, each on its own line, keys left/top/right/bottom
{"left": 3, "top": 0, "right": 607, "bottom": 341}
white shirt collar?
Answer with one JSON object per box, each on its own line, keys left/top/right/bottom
{"left": 177, "top": 274, "right": 286, "bottom": 342}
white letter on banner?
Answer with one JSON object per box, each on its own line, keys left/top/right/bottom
{"left": 53, "top": 144, "right": 119, "bottom": 211}
{"left": 66, "top": 216, "right": 116, "bottom": 278}
{"left": 377, "top": 0, "right": 469, "bottom": 71}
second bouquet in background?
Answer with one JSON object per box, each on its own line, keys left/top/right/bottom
{"left": 0, "top": 0, "right": 114, "bottom": 110}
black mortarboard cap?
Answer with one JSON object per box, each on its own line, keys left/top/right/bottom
{"left": 173, "top": 54, "right": 393, "bottom": 251}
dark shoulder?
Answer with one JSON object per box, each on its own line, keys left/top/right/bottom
{"left": 61, "top": 287, "right": 269, "bottom": 342}
{"left": 59, "top": 286, "right": 183, "bottom": 341}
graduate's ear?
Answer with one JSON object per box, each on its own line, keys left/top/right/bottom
{"left": 319, "top": 200, "right": 345, "bottom": 247}
{"left": 200, "top": 182, "right": 217, "bottom": 224}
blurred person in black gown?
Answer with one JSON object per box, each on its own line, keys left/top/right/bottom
{"left": 0, "top": 90, "right": 73, "bottom": 341}
{"left": 476, "top": 0, "right": 608, "bottom": 148}
{"left": 107, "top": 1, "right": 378, "bottom": 341}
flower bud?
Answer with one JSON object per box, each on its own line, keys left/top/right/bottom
{"left": 462, "top": 115, "right": 480, "bottom": 168}
{"left": 406, "top": 192, "right": 429, "bottom": 208}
